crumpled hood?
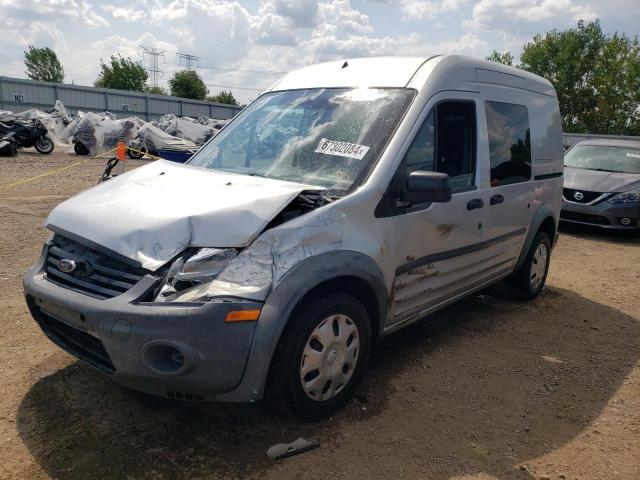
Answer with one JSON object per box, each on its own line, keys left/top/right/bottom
{"left": 46, "top": 160, "right": 315, "bottom": 270}
{"left": 564, "top": 166, "right": 640, "bottom": 193}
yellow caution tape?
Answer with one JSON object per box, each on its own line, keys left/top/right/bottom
{"left": 124, "top": 145, "right": 161, "bottom": 160}
{"left": 0, "top": 158, "right": 94, "bottom": 191}
{"left": 0, "top": 145, "right": 158, "bottom": 191}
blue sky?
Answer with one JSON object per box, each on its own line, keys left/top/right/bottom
{"left": 1, "top": 0, "right": 638, "bottom": 103}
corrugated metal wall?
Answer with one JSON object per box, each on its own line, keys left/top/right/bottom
{"left": 0, "top": 76, "right": 243, "bottom": 120}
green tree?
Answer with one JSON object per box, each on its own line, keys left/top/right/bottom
{"left": 206, "top": 90, "right": 239, "bottom": 105}
{"left": 169, "top": 70, "right": 208, "bottom": 100}
{"left": 145, "top": 85, "right": 167, "bottom": 95}
{"left": 24, "top": 46, "right": 64, "bottom": 83}
{"left": 520, "top": 20, "right": 640, "bottom": 135}
{"left": 486, "top": 50, "right": 514, "bottom": 66}
{"left": 95, "top": 55, "right": 148, "bottom": 92}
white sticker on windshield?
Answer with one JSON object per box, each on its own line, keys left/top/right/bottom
{"left": 626, "top": 152, "right": 640, "bottom": 159}
{"left": 315, "top": 138, "right": 370, "bottom": 160}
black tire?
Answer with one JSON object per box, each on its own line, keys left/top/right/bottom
{"left": 268, "top": 293, "right": 372, "bottom": 421}
{"left": 35, "top": 136, "right": 54, "bottom": 154}
{"left": 73, "top": 142, "right": 89, "bottom": 156}
{"left": 127, "top": 147, "right": 145, "bottom": 159}
{"left": 508, "top": 231, "right": 551, "bottom": 299}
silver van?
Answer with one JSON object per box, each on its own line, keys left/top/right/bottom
{"left": 24, "top": 55, "right": 564, "bottom": 419}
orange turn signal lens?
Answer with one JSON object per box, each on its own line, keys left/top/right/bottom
{"left": 225, "top": 309, "right": 261, "bottom": 323}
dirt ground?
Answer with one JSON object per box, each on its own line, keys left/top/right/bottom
{"left": 0, "top": 149, "right": 638, "bottom": 480}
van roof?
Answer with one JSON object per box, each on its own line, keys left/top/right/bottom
{"left": 267, "top": 55, "right": 556, "bottom": 97}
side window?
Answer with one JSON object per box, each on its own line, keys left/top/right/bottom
{"left": 405, "top": 109, "right": 435, "bottom": 173}
{"left": 401, "top": 101, "right": 476, "bottom": 194}
{"left": 485, "top": 101, "right": 531, "bottom": 187}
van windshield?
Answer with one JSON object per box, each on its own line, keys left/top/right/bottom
{"left": 187, "top": 88, "right": 414, "bottom": 191}
{"left": 564, "top": 144, "right": 640, "bottom": 174}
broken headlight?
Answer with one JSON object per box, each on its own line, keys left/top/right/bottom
{"left": 155, "top": 248, "right": 237, "bottom": 302}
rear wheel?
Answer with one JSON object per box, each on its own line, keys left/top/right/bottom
{"left": 508, "top": 231, "right": 551, "bottom": 299}
{"left": 268, "top": 293, "right": 372, "bottom": 421}
{"left": 35, "top": 136, "right": 54, "bottom": 154}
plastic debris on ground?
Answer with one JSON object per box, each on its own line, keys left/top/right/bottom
{"left": 266, "top": 438, "right": 320, "bottom": 460}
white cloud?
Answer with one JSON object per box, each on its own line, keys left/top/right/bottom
{"left": 250, "top": 1, "right": 298, "bottom": 45}
{"left": 102, "top": 5, "right": 147, "bottom": 22}
{"left": 273, "top": 0, "right": 319, "bottom": 28}
{"left": 1, "top": 0, "right": 621, "bottom": 105}
{"left": 398, "top": 0, "right": 469, "bottom": 21}
{"left": 148, "top": 0, "right": 188, "bottom": 21}
{"left": 317, "top": 0, "right": 373, "bottom": 36}
{"left": 0, "top": 18, "right": 68, "bottom": 78}
{"left": 469, "top": 0, "right": 598, "bottom": 29}
{"left": 0, "top": 0, "right": 109, "bottom": 28}
{"left": 367, "top": 0, "right": 469, "bottom": 21}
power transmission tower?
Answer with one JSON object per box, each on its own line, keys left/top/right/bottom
{"left": 177, "top": 52, "right": 201, "bottom": 70}
{"left": 140, "top": 46, "right": 165, "bottom": 88}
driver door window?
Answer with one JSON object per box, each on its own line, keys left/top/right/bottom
{"left": 402, "top": 101, "right": 476, "bottom": 195}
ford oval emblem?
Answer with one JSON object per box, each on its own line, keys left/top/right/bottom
{"left": 574, "top": 191, "right": 584, "bottom": 201}
{"left": 57, "top": 259, "right": 76, "bottom": 273}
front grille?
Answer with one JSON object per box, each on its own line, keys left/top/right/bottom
{"left": 563, "top": 188, "right": 607, "bottom": 204}
{"left": 45, "top": 234, "right": 149, "bottom": 299}
{"left": 27, "top": 299, "right": 115, "bottom": 374}
{"left": 560, "top": 210, "right": 611, "bottom": 225}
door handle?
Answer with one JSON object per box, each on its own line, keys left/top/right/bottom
{"left": 490, "top": 194, "right": 505, "bottom": 205}
{"left": 466, "top": 198, "right": 484, "bottom": 210}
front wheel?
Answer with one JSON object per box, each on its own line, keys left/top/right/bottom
{"left": 268, "top": 293, "right": 372, "bottom": 421}
{"left": 73, "top": 142, "right": 89, "bottom": 155}
{"left": 508, "top": 231, "right": 551, "bottom": 299}
{"left": 35, "top": 136, "right": 54, "bottom": 154}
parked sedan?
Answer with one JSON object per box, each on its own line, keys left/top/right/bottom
{"left": 561, "top": 139, "right": 640, "bottom": 230}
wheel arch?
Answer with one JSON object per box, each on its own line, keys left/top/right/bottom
{"left": 215, "top": 250, "right": 389, "bottom": 402}
{"left": 516, "top": 204, "right": 558, "bottom": 270}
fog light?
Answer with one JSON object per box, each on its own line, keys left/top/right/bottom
{"left": 142, "top": 343, "right": 186, "bottom": 375}
{"left": 620, "top": 217, "right": 632, "bottom": 226}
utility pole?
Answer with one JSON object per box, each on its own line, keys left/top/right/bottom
{"left": 177, "top": 53, "right": 200, "bottom": 71}
{"left": 140, "top": 45, "right": 165, "bottom": 88}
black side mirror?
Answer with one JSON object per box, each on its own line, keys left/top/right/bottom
{"left": 403, "top": 170, "right": 452, "bottom": 205}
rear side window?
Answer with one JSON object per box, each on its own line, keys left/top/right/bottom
{"left": 485, "top": 101, "right": 531, "bottom": 186}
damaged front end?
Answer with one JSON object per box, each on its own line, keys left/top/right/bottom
{"left": 152, "top": 191, "right": 337, "bottom": 303}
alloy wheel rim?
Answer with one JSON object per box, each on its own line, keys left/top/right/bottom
{"left": 530, "top": 243, "right": 548, "bottom": 290}
{"left": 300, "top": 314, "right": 360, "bottom": 401}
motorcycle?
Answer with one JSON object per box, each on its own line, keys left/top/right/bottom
{"left": 0, "top": 119, "right": 54, "bottom": 154}
{"left": 72, "top": 116, "right": 139, "bottom": 157}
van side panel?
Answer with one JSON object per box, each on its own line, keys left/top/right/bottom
{"left": 527, "top": 89, "right": 563, "bottom": 250}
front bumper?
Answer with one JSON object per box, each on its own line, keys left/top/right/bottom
{"left": 23, "top": 247, "right": 262, "bottom": 401}
{"left": 560, "top": 198, "right": 640, "bottom": 230}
